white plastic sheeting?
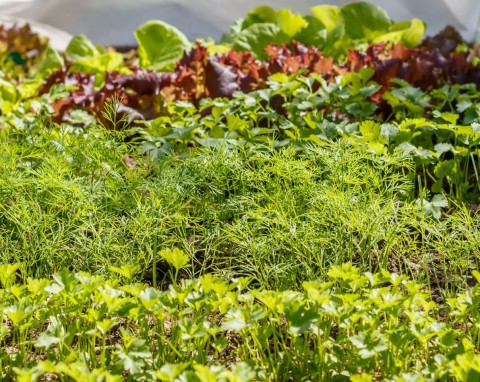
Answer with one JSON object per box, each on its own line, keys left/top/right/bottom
{"left": 0, "top": 0, "right": 478, "bottom": 49}
{"left": 0, "top": 14, "right": 72, "bottom": 51}
{"left": 0, "top": 0, "right": 310, "bottom": 47}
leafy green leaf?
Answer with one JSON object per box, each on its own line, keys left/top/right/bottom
{"left": 69, "top": 52, "right": 124, "bottom": 74}
{"left": 350, "top": 330, "right": 388, "bottom": 358}
{"left": 159, "top": 248, "right": 189, "bottom": 271}
{"left": 210, "top": 125, "right": 225, "bottom": 139}
{"left": 276, "top": 9, "right": 308, "bottom": 37}
{"left": 380, "top": 123, "right": 399, "bottom": 145}
{"left": 367, "top": 141, "right": 386, "bottom": 154}
{"left": 109, "top": 264, "right": 140, "bottom": 281}
{"left": 220, "top": 318, "right": 247, "bottom": 332}
{"left": 116, "top": 329, "right": 152, "bottom": 375}
{"left": 431, "top": 194, "right": 449, "bottom": 208}
{"left": 360, "top": 120, "right": 381, "bottom": 142}
{"left": 433, "top": 111, "right": 459, "bottom": 125}
{"left": 416, "top": 194, "right": 448, "bottom": 219}
{"left": 434, "top": 160, "right": 455, "bottom": 179}
{"left": 373, "top": 19, "right": 426, "bottom": 47}
{"left": 294, "top": 16, "right": 328, "bottom": 48}
{"left": 341, "top": 2, "right": 391, "bottom": 40}
{"left": 284, "top": 305, "right": 317, "bottom": 335}
{"left": 309, "top": 5, "right": 342, "bottom": 32}
{"left": 227, "top": 114, "right": 248, "bottom": 132}
{"left": 451, "top": 352, "right": 480, "bottom": 381}
{"left": 401, "top": 18, "right": 426, "bottom": 47}
{"left": 35, "top": 332, "right": 61, "bottom": 349}
{"left": 351, "top": 374, "right": 373, "bottom": 382}
{"left": 96, "top": 319, "right": 118, "bottom": 335}
{"left": 0, "top": 78, "right": 20, "bottom": 114}
{"left": 135, "top": 20, "right": 190, "bottom": 70}
{"left": 38, "top": 47, "right": 64, "bottom": 76}
{"left": 232, "top": 23, "right": 282, "bottom": 59}
{"left": 241, "top": 5, "right": 277, "bottom": 30}
{"left": 472, "top": 270, "right": 480, "bottom": 283}
{"left": 65, "top": 34, "right": 99, "bottom": 61}
{"left": 156, "top": 363, "right": 190, "bottom": 382}
{"left": 434, "top": 143, "right": 454, "bottom": 157}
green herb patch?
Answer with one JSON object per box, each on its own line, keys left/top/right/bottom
{"left": 1, "top": 262, "right": 479, "bottom": 381}
{"left": 1, "top": 3, "right": 480, "bottom": 379}
{"left": 133, "top": 74, "right": 480, "bottom": 200}
{"left": 1, "top": 125, "right": 478, "bottom": 292}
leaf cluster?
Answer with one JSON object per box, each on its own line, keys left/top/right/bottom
{"left": 34, "top": 29, "right": 479, "bottom": 128}
{"left": 1, "top": 262, "right": 480, "bottom": 381}
{"left": 223, "top": 2, "right": 425, "bottom": 59}
{"left": 130, "top": 72, "right": 480, "bottom": 200}
{"left": 0, "top": 23, "right": 49, "bottom": 77}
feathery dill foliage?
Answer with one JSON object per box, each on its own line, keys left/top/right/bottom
{"left": 0, "top": 123, "right": 478, "bottom": 294}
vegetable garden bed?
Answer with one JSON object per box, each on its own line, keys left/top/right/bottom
{"left": 0, "top": 2, "right": 479, "bottom": 381}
